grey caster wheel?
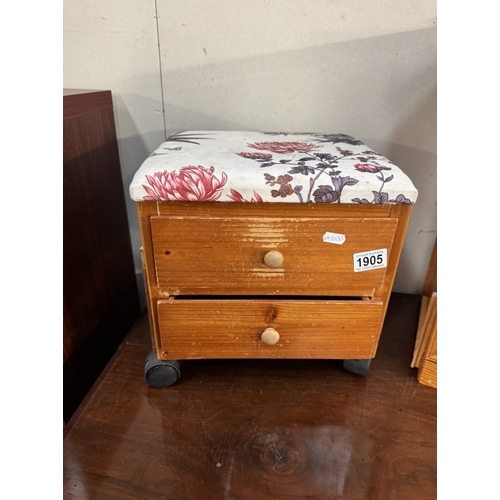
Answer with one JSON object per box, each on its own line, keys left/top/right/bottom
{"left": 343, "top": 358, "right": 372, "bottom": 377}
{"left": 144, "top": 350, "right": 181, "bottom": 388}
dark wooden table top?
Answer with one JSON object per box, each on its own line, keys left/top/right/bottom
{"left": 63, "top": 293, "right": 436, "bottom": 500}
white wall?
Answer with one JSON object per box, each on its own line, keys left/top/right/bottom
{"left": 64, "top": 0, "right": 437, "bottom": 299}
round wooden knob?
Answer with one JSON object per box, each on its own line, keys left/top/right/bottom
{"left": 264, "top": 250, "right": 284, "bottom": 268}
{"left": 261, "top": 327, "right": 280, "bottom": 345}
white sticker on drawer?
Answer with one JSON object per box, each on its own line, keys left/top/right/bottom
{"left": 354, "top": 248, "right": 387, "bottom": 272}
{"left": 323, "top": 232, "right": 346, "bottom": 245}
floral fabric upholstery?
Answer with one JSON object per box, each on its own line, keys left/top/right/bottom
{"left": 129, "top": 131, "right": 418, "bottom": 204}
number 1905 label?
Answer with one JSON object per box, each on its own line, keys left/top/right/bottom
{"left": 353, "top": 249, "right": 387, "bottom": 272}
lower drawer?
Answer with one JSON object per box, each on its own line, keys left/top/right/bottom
{"left": 156, "top": 298, "right": 384, "bottom": 360}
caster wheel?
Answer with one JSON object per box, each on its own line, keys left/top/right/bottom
{"left": 144, "top": 351, "right": 181, "bottom": 388}
{"left": 343, "top": 358, "right": 372, "bottom": 377}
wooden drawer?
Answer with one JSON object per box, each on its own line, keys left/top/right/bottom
{"left": 150, "top": 215, "right": 398, "bottom": 296}
{"left": 156, "top": 297, "right": 384, "bottom": 360}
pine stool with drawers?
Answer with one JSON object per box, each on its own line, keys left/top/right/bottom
{"left": 129, "top": 131, "right": 418, "bottom": 387}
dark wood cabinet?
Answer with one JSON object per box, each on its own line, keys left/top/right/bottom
{"left": 64, "top": 89, "right": 140, "bottom": 422}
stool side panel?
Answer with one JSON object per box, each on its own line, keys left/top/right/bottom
{"left": 136, "top": 202, "right": 162, "bottom": 353}
{"left": 377, "top": 205, "right": 413, "bottom": 322}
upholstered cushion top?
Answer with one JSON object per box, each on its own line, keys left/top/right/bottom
{"left": 129, "top": 131, "right": 418, "bottom": 204}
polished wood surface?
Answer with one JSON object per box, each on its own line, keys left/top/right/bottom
{"left": 63, "top": 89, "right": 113, "bottom": 119}
{"left": 64, "top": 293, "right": 436, "bottom": 500}
{"left": 157, "top": 298, "right": 383, "bottom": 359}
{"left": 63, "top": 89, "right": 141, "bottom": 422}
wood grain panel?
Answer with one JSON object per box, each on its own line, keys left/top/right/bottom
{"left": 422, "top": 238, "right": 437, "bottom": 297}
{"left": 155, "top": 200, "right": 393, "bottom": 218}
{"left": 63, "top": 90, "right": 140, "bottom": 422}
{"left": 151, "top": 216, "right": 397, "bottom": 296}
{"left": 157, "top": 298, "right": 383, "bottom": 359}
{"left": 63, "top": 89, "right": 112, "bottom": 120}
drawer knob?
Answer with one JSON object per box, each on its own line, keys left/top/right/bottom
{"left": 261, "top": 327, "right": 280, "bottom": 345}
{"left": 264, "top": 250, "right": 284, "bottom": 268}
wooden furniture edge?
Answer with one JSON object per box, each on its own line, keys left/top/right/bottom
{"left": 63, "top": 90, "right": 113, "bottom": 119}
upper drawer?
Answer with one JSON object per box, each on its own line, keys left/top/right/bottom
{"left": 150, "top": 215, "right": 398, "bottom": 296}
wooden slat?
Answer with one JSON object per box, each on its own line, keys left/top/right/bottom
{"left": 155, "top": 201, "right": 393, "bottom": 219}
{"left": 418, "top": 291, "right": 437, "bottom": 388}
{"left": 411, "top": 295, "right": 429, "bottom": 367}
{"left": 411, "top": 292, "right": 437, "bottom": 369}
{"left": 137, "top": 202, "right": 162, "bottom": 352}
{"left": 422, "top": 239, "right": 437, "bottom": 297}
{"left": 418, "top": 356, "right": 437, "bottom": 388}
{"left": 412, "top": 238, "right": 437, "bottom": 385}
{"left": 424, "top": 322, "right": 437, "bottom": 360}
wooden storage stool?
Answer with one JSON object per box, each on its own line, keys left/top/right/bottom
{"left": 129, "top": 131, "right": 418, "bottom": 386}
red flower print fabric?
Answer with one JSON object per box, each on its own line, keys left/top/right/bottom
{"left": 143, "top": 165, "right": 227, "bottom": 201}
{"left": 129, "top": 131, "right": 418, "bottom": 204}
